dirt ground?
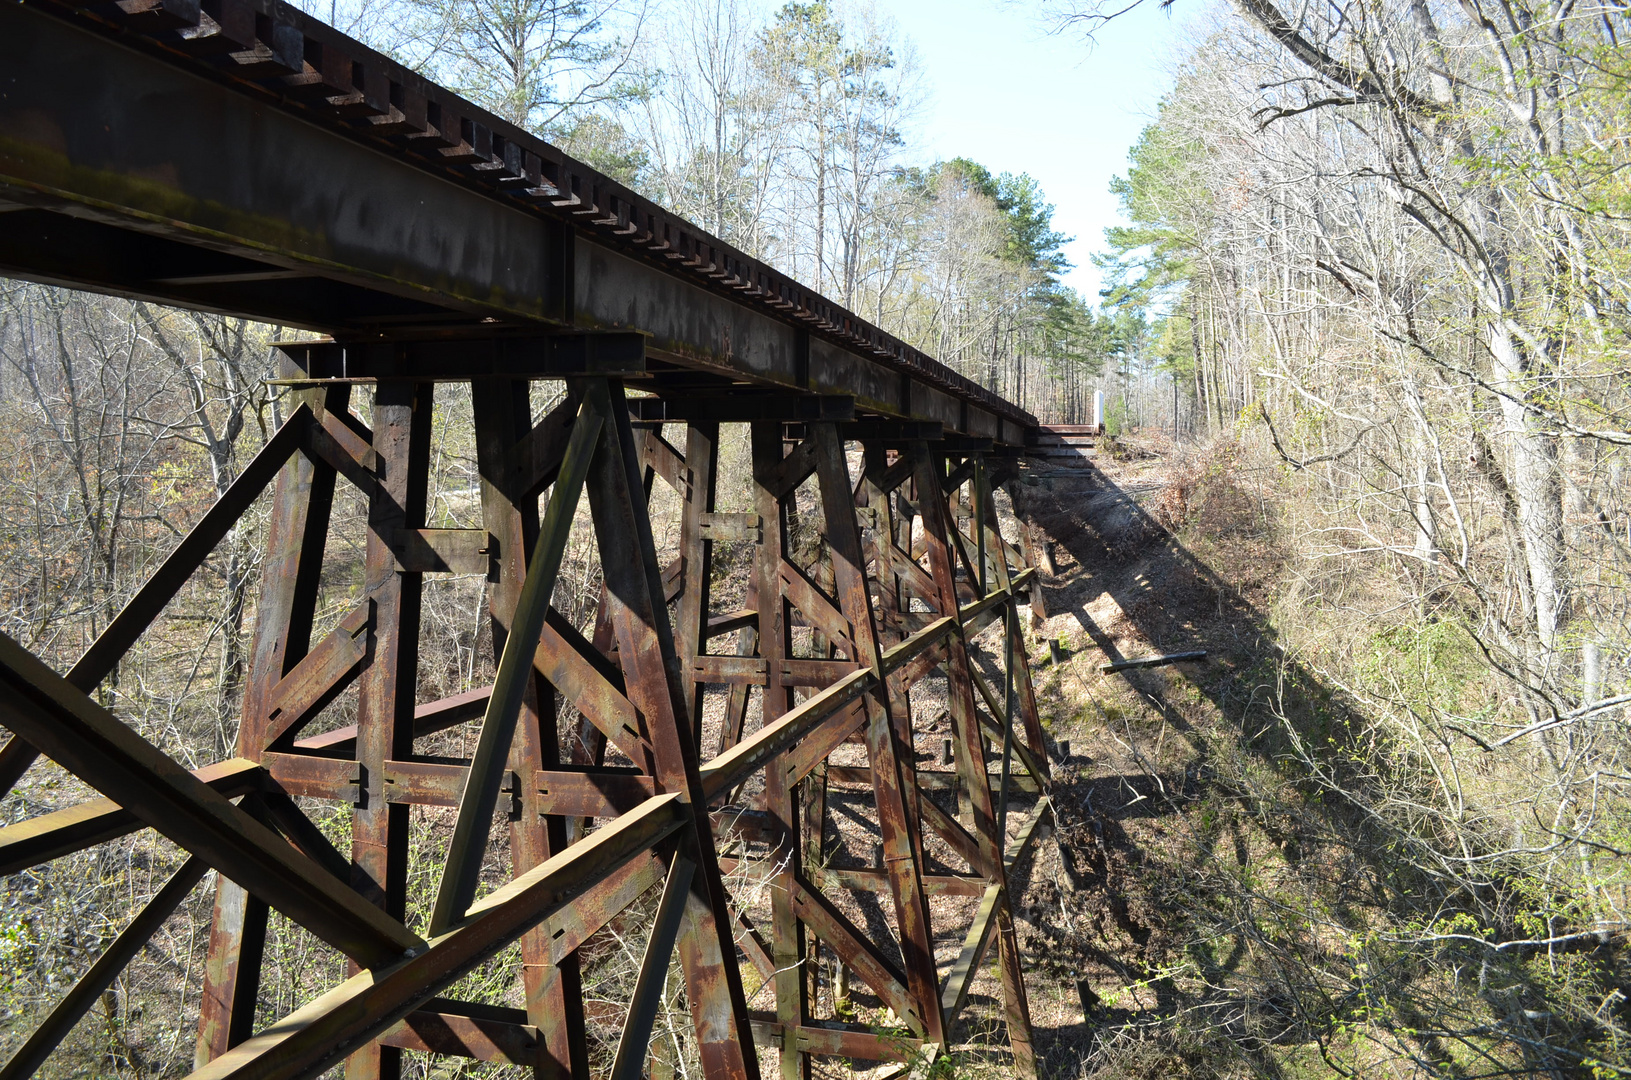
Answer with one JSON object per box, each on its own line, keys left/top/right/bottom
{"left": 942, "top": 434, "right": 1315, "bottom": 1080}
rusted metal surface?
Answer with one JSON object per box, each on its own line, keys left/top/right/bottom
{"left": 610, "top": 848, "right": 694, "bottom": 1080}
{"left": 379, "top": 1008, "right": 538, "bottom": 1064}
{"left": 431, "top": 390, "right": 601, "bottom": 935}
{"left": 189, "top": 794, "right": 690, "bottom": 1080}
{"left": 0, "top": 407, "right": 309, "bottom": 800}
{"left": 0, "top": 0, "right": 1036, "bottom": 441}
{"left": 0, "top": 759, "right": 262, "bottom": 875}
{"left": 749, "top": 1021, "right": 920, "bottom": 1063}
{"left": 260, "top": 601, "right": 372, "bottom": 747}
{"left": 200, "top": 378, "right": 346, "bottom": 1067}
{"left": 0, "top": 380, "right": 1053, "bottom": 1078}
{"left": 822, "top": 867, "right": 988, "bottom": 898}
{"left": 535, "top": 769, "right": 659, "bottom": 818}
{"left": 749, "top": 422, "right": 808, "bottom": 1080}
{"left": 295, "top": 684, "right": 494, "bottom": 755}
{"left": 0, "top": 5, "right": 1062, "bottom": 1073}
{"left": 0, "top": 632, "right": 424, "bottom": 966}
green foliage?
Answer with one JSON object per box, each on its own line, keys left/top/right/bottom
{"left": 1097, "top": 107, "right": 1211, "bottom": 310}
{"left": 1104, "top": 394, "right": 1130, "bottom": 436}
{"left": 558, "top": 112, "right": 650, "bottom": 186}
{"left": 1039, "top": 287, "right": 1110, "bottom": 382}
{"left": 393, "top": 0, "right": 644, "bottom": 135}
{"left": 1093, "top": 99, "right": 1219, "bottom": 399}
{"left": 1153, "top": 310, "right": 1195, "bottom": 377}
{"left": 761, "top": 2, "right": 845, "bottom": 79}
{"left": 0, "top": 907, "right": 35, "bottom": 1007}
{"left": 894, "top": 156, "right": 1112, "bottom": 388}
{"left": 1356, "top": 618, "right": 1487, "bottom": 717}
{"left": 940, "top": 158, "right": 1072, "bottom": 275}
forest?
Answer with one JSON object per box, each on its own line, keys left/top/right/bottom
{"left": 3, "top": 0, "right": 1631, "bottom": 1076}
{"left": 1055, "top": 0, "right": 1631, "bottom": 1072}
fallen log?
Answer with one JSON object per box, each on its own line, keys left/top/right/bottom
{"left": 1100, "top": 650, "right": 1208, "bottom": 674}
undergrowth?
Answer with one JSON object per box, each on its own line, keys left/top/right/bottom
{"left": 1009, "top": 433, "right": 1631, "bottom": 1080}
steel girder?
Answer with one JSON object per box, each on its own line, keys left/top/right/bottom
{"left": 0, "top": 0, "right": 1035, "bottom": 445}
{"left": 0, "top": 365, "right": 1053, "bottom": 1079}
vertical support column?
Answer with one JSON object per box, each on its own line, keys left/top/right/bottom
{"left": 804, "top": 523, "right": 834, "bottom": 960}
{"left": 718, "top": 427, "right": 760, "bottom": 759}
{"left": 912, "top": 446, "right": 1037, "bottom": 1076}
{"left": 718, "top": 620, "right": 757, "bottom": 757}
{"left": 977, "top": 466, "right": 1048, "bottom": 783}
{"left": 812, "top": 425, "right": 944, "bottom": 1048}
{"left": 346, "top": 381, "right": 433, "bottom": 1080}
{"left": 895, "top": 475, "right": 919, "bottom": 583}
{"left": 860, "top": 443, "right": 905, "bottom": 648}
{"left": 196, "top": 381, "right": 343, "bottom": 1068}
{"left": 974, "top": 457, "right": 988, "bottom": 597}
{"left": 858, "top": 446, "right": 920, "bottom": 865}
{"left": 974, "top": 459, "right": 1040, "bottom": 1080}
{"left": 676, "top": 422, "right": 719, "bottom": 742}
{"left": 1004, "top": 479, "right": 1049, "bottom": 627}
{"left": 718, "top": 436, "right": 757, "bottom": 756}
{"left": 943, "top": 465, "right": 979, "bottom": 606}
{"left": 750, "top": 421, "right": 806, "bottom": 1080}
{"left": 913, "top": 449, "right": 998, "bottom": 867}
{"left": 976, "top": 456, "right": 1017, "bottom": 841}
{"left": 473, "top": 379, "right": 590, "bottom": 1080}
{"left": 585, "top": 382, "right": 757, "bottom": 1080}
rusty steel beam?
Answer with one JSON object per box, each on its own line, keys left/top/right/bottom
{"left": 260, "top": 601, "right": 372, "bottom": 748}
{"left": 629, "top": 395, "right": 855, "bottom": 424}
{"left": 588, "top": 381, "right": 761, "bottom": 1080}
{"left": 699, "top": 669, "right": 872, "bottom": 803}
{"left": 0, "top": 405, "right": 310, "bottom": 798}
{"left": 675, "top": 421, "right": 718, "bottom": 744}
{"left": 813, "top": 425, "right": 945, "bottom": 1049}
{"left": 469, "top": 373, "right": 591, "bottom": 1080}
{"left": 0, "top": 341, "right": 1051, "bottom": 1078}
{"left": 0, "top": 0, "right": 1035, "bottom": 443}
{"left": 292, "top": 684, "right": 493, "bottom": 755}
{"left": 185, "top": 793, "right": 690, "bottom": 1080}
{"left": 200, "top": 380, "right": 346, "bottom": 1064}
{"left": 787, "top": 878, "right": 919, "bottom": 1035}
{"left": 278, "top": 334, "right": 646, "bottom": 381}
{"left": 940, "top": 884, "right": 1002, "bottom": 1024}
{"left": 609, "top": 849, "right": 693, "bottom": 1080}
{"left": 345, "top": 380, "right": 434, "bottom": 1080}
{"left": 379, "top": 1008, "right": 537, "bottom": 1064}
{"left": 821, "top": 867, "right": 987, "bottom": 898}
{"left": 431, "top": 389, "right": 601, "bottom": 934}
{"left": 0, "top": 759, "right": 262, "bottom": 875}
{"left": 749, "top": 1022, "right": 920, "bottom": 1064}
{"left": 746, "top": 421, "right": 807, "bottom": 1080}
{"left": 0, "top": 632, "right": 423, "bottom": 967}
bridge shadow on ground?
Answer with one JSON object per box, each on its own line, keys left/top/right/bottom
{"left": 970, "top": 450, "right": 1528, "bottom": 1080}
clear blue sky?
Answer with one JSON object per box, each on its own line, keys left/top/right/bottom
{"left": 867, "top": 0, "right": 1177, "bottom": 302}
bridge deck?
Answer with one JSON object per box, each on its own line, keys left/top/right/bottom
{"left": 0, "top": 0, "right": 1036, "bottom": 443}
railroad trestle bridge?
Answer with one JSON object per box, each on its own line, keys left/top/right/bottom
{"left": 0, "top": 1, "right": 1067, "bottom": 1075}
